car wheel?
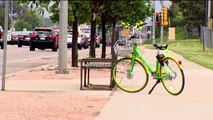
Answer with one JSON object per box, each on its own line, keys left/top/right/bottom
{"left": 96, "top": 42, "right": 100, "bottom": 48}
{"left": 30, "top": 42, "right": 35, "bottom": 51}
{"left": 52, "top": 41, "right": 57, "bottom": 52}
{"left": 18, "top": 41, "right": 22, "bottom": 47}
{"left": 83, "top": 44, "right": 89, "bottom": 49}
{"left": 78, "top": 44, "right": 82, "bottom": 50}
{"left": 30, "top": 45, "right": 35, "bottom": 51}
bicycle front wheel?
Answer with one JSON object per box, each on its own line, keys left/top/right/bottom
{"left": 160, "top": 57, "right": 185, "bottom": 95}
{"left": 112, "top": 57, "right": 149, "bottom": 93}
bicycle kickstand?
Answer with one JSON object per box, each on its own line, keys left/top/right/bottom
{"left": 148, "top": 80, "right": 160, "bottom": 94}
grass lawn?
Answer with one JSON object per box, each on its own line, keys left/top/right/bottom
{"left": 145, "top": 39, "right": 213, "bottom": 70}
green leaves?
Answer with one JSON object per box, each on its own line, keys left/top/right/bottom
{"left": 170, "top": 1, "right": 206, "bottom": 29}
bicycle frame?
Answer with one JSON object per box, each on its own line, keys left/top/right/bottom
{"left": 129, "top": 44, "right": 169, "bottom": 80}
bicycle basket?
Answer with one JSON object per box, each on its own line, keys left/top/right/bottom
{"left": 113, "top": 39, "right": 133, "bottom": 57}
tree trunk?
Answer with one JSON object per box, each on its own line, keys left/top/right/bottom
{"left": 72, "top": 3, "right": 78, "bottom": 67}
{"left": 89, "top": 3, "right": 97, "bottom": 58}
{"left": 111, "top": 19, "right": 117, "bottom": 62}
{"left": 101, "top": 12, "right": 106, "bottom": 58}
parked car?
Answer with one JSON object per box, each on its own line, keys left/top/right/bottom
{"left": 88, "top": 34, "right": 101, "bottom": 48}
{"left": 95, "top": 34, "right": 101, "bottom": 48}
{"left": 56, "top": 30, "right": 89, "bottom": 50}
{"left": 0, "top": 38, "right": 3, "bottom": 49}
{"left": 8, "top": 31, "right": 22, "bottom": 45}
{"left": 30, "top": 27, "right": 57, "bottom": 52}
{"left": 82, "top": 30, "right": 90, "bottom": 40}
{"left": 0, "top": 31, "right": 12, "bottom": 49}
{"left": 67, "top": 31, "right": 72, "bottom": 48}
{"left": 17, "top": 31, "right": 33, "bottom": 47}
{"left": 79, "top": 34, "right": 89, "bottom": 49}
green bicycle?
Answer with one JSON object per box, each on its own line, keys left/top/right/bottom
{"left": 112, "top": 39, "right": 185, "bottom": 95}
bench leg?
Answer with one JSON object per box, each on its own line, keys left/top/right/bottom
{"left": 110, "top": 69, "right": 113, "bottom": 89}
{"left": 84, "top": 68, "right": 87, "bottom": 87}
{"left": 88, "top": 69, "right": 90, "bottom": 85}
{"left": 80, "top": 64, "right": 83, "bottom": 90}
{"left": 110, "top": 69, "right": 116, "bottom": 89}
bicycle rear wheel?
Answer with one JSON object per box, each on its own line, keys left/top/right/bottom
{"left": 112, "top": 57, "right": 148, "bottom": 93}
{"left": 160, "top": 57, "right": 185, "bottom": 95}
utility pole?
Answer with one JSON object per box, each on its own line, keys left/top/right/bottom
{"left": 208, "top": 0, "right": 211, "bottom": 29}
{"left": 160, "top": 0, "right": 164, "bottom": 44}
{"left": 56, "top": 0, "right": 69, "bottom": 74}
{"left": 1, "top": 1, "right": 9, "bottom": 91}
{"left": 10, "top": 0, "right": 14, "bottom": 32}
{"left": 152, "top": 1, "right": 156, "bottom": 44}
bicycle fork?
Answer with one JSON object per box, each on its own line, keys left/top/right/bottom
{"left": 126, "top": 55, "right": 137, "bottom": 79}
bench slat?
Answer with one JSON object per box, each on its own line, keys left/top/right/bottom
{"left": 84, "top": 63, "right": 111, "bottom": 69}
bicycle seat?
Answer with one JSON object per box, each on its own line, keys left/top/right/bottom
{"left": 153, "top": 44, "right": 168, "bottom": 50}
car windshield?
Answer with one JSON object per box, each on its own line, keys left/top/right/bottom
{"left": 35, "top": 28, "right": 52, "bottom": 36}
{"left": 21, "top": 31, "right": 33, "bottom": 36}
{"left": 12, "top": 31, "right": 22, "bottom": 35}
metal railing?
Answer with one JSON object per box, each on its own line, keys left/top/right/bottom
{"left": 200, "top": 26, "right": 213, "bottom": 49}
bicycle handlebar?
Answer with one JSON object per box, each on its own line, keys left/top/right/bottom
{"left": 153, "top": 44, "right": 168, "bottom": 50}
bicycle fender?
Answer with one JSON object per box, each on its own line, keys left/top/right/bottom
{"left": 125, "top": 55, "right": 150, "bottom": 74}
{"left": 163, "top": 56, "right": 183, "bottom": 70}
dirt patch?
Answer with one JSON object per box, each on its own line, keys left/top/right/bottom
{"left": 0, "top": 92, "right": 109, "bottom": 120}
{"left": 3, "top": 63, "right": 112, "bottom": 120}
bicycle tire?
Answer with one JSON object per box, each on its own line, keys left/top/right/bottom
{"left": 112, "top": 57, "right": 149, "bottom": 93}
{"left": 160, "top": 56, "right": 185, "bottom": 95}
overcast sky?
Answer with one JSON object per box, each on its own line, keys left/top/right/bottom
{"left": 154, "top": 1, "right": 172, "bottom": 12}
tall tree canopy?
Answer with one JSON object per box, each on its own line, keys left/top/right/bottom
{"left": 0, "top": 1, "right": 42, "bottom": 31}
{"left": 170, "top": 0, "right": 206, "bottom": 34}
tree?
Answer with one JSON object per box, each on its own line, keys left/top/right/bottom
{"left": 22, "top": 10, "right": 42, "bottom": 30}
{"left": 168, "top": 2, "right": 185, "bottom": 27}
{"left": 88, "top": 0, "right": 154, "bottom": 58}
{"left": 70, "top": 1, "right": 90, "bottom": 67}
{"left": 98, "top": 0, "right": 154, "bottom": 58}
{"left": 170, "top": 1, "right": 206, "bottom": 36}
{"left": 89, "top": 0, "right": 101, "bottom": 58}
{"left": 0, "top": 1, "right": 42, "bottom": 31}
{"left": 15, "top": 20, "right": 32, "bottom": 31}
{"left": 0, "top": 2, "right": 5, "bottom": 28}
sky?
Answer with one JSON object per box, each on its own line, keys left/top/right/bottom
{"left": 145, "top": 1, "right": 172, "bottom": 24}
{"left": 154, "top": 1, "right": 172, "bottom": 12}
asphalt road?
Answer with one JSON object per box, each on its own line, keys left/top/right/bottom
{"left": 0, "top": 45, "right": 104, "bottom": 75}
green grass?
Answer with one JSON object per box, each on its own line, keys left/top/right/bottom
{"left": 175, "top": 30, "right": 186, "bottom": 40}
{"left": 144, "top": 39, "right": 213, "bottom": 70}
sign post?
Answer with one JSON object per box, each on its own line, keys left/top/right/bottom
{"left": 1, "top": 1, "right": 9, "bottom": 91}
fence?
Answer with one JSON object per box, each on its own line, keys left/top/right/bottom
{"left": 200, "top": 26, "right": 213, "bottom": 48}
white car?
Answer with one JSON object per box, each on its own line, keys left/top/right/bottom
{"left": 67, "top": 31, "right": 72, "bottom": 48}
{"left": 67, "top": 31, "right": 89, "bottom": 50}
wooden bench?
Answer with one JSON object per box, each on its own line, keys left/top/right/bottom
{"left": 79, "top": 58, "right": 115, "bottom": 90}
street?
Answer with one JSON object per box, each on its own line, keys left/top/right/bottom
{"left": 0, "top": 45, "right": 105, "bottom": 75}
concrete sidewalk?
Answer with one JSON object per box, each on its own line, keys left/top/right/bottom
{"left": 96, "top": 49, "right": 213, "bottom": 120}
